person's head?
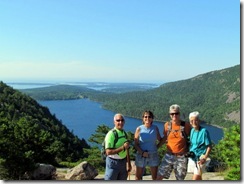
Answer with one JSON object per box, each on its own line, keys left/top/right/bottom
{"left": 189, "top": 111, "right": 200, "bottom": 129}
{"left": 142, "top": 110, "right": 154, "bottom": 126}
{"left": 169, "top": 104, "right": 181, "bottom": 121}
{"left": 113, "top": 113, "right": 125, "bottom": 130}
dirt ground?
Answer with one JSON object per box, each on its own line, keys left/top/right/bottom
{"left": 56, "top": 168, "right": 225, "bottom": 181}
{"left": 94, "top": 172, "right": 225, "bottom": 180}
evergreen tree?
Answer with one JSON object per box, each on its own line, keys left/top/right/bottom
{"left": 211, "top": 125, "right": 240, "bottom": 180}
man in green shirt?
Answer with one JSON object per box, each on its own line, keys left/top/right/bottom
{"left": 104, "top": 113, "right": 131, "bottom": 180}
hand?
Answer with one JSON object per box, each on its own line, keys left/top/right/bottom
{"left": 197, "top": 158, "right": 206, "bottom": 165}
{"left": 142, "top": 151, "right": 149, "bottom": 158}
{"left": 123, "top": 142, "right": 130, "bottom": 150}
{"left": 199, "top": 155, "right": 207, "bottom": 164}
{"left": 200, "top": 158, "right": 206, "bottom": 164}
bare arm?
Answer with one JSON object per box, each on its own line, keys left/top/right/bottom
{"left": 155, "top": 126, "right": 164, "bottom": 148}
{"left": 134, "top": 127, "right": 143, "bottom": 154}
{"left": 203, "top": 145, "right": 211, "bottom": 159}
{"left": 157, "top": 136, "right": 167, "bottom": 149}
{"left": 157, "top": 124, "right": 167, "bottom": 148}
{"left": 106, "top": 141, "right": 130, "bottom": 155}
{"left": 199, "top": 145, "right": 212, "bottom": 164}
{"left": 156, "top": 126, "right": 162, "bottom": 142}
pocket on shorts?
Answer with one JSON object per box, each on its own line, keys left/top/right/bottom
{"left": 135, "top": 153, "right": 145, "bottom": 167}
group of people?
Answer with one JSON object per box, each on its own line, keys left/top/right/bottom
{"left": 103, "top": 104, "right": 212, "bottom": 181}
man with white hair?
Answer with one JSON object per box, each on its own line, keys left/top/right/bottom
{"left": 104, "top": 113, "right": 131, "bottom": 180}
{"left": 188, "top": 111, "right": 212, "bottom": 180}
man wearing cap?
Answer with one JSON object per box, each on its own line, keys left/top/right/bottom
{"left": 157, "top": 104, "right": 191, "bottom": 180}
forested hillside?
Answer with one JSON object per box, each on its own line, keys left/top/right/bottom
{"left": 19, "top": 83, "right": 156, "bottom": 100}
{"left": 92, "top": 65, "right": 240, "bottom": 128}
{"left": 0, "top": 64, "right": 240, "bottom": 180}
{"left": 0, "top": 82, "right": 90, "bottom": 179}
{"left": 20, "top": 64, "right": 240, "bottom": 128}
{"left": 20, "top": 84, "right": 101, "bottom": 100}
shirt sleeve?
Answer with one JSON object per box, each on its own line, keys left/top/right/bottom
{"left": 105, "top": 130, "right": 115, "bottom": 149}
{"left": 204, "top": 129, "right": 212, "bottom": 146}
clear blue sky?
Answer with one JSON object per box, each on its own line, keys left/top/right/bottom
{"left": 0, "top": 0, "right": 240, "bottom": 84}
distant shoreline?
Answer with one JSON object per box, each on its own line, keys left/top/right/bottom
{"left": 9, "top": 82, "right": 234, "bottom": 131}
{"left": 209, "top": 124, "right": 224, "bottom": 129}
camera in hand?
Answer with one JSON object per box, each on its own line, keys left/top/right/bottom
{"left": 184, "top": 151, "right": 195, "bottom": 158}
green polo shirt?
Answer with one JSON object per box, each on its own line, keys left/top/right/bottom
{"left": 105, "top": 128, "right": 128, "bottom": 159}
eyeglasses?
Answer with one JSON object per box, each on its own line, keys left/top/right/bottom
{"left": 116, "top": 119, "right": 124, "bottom": 122}
{"left": 170, "top": 112, "right": 179, "bottom": 116}
{"left": 144, "top": 116, "right": 152, "bottom": 118}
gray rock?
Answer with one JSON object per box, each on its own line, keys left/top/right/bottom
{"left": 65, "top": 161, "right": 98, "bottom": 180}
{"left": 26, "top": 163, "right": 56, "bottom": 180}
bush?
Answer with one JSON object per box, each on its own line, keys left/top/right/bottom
{"left": 211, "top": 125, "right": 240, "bottom": 180}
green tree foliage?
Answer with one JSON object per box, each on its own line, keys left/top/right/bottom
{"left": 0, "top": 82, "right": 90, "bottom": 179}
{"left": 210, "top": 125, "right": 240, "bottom": 180}
{"left": 83, "top": 124, "right": 111, "bottom": 171}
{"left": 21, "top": 65, "right": 240, "bottom": 129}
{"left": 94, "top": 65, "right": 240, "bottom": 128}
{"left": 21, "top": 84, "right": 102, "bottom": 100}
{"left": 0, "top": 117, "right": 54, "bottom": 179}
{"left": 88, "top": 124, "right": 111, "bottom": 145}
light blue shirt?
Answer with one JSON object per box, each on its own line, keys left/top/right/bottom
{"left": 138, "top": 124, "right": 158, "bottom": 152}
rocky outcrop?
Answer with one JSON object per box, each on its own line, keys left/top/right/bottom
{"left": 65, "top": 161, "right": 98, "bottom": 180}
{"left": 25, "top": 163, "right": 56, "bottom": 180}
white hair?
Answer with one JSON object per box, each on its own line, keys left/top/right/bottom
{"left": 189, "top": 111, "right": 200, "bottom": 119}
{"left": 169, "top": 104, "right": 180, "bottom": 113}
{"left": 114, "top": 113, "right": 124, "bottom": 121}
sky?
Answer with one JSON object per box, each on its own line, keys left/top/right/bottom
{"left": 0, "top": 0, "right": 241, "bottom": 84}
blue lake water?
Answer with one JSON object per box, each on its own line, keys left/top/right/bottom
{"left": 38, "top": 99, "right": 224, "bottom": 144}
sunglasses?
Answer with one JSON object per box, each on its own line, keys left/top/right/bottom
{"left": 116, "top": 119, "right": 124, "bottom": 122}
{"left": 144, "top": 116, "right": 152, "bottom": 118}
{"left": 170, "top": 112, "right": 180, "bottom": 116}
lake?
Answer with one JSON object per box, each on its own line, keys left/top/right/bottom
{"left": 38, "top": 99, "right": 224, "bottom": 144}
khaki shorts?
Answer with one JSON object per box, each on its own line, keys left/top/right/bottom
{"left": 187, "top": 157, "right": 211, "bottom": 175}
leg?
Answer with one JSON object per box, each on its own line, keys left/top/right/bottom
{"left": 104, "top": 157, "right": 119, "bottom": 180}
{"left": 135, "top": 166, "right": 144, "bottom": 180}
{"left": 195, "top": 158, "right": 211, "bottom": 180}
{"left": 174, "top": 156, "right": 188, "bottom": 180}
{"left": 118, "top": 159, "right": 128, "bottom": 180}
{"left": 192, "top": 162, "right": 202, "bottom": 180}
{"left": 148, "top": 152, "right": 160, "bottom": 180}
{"left": 150, "top": 166, "right": 158, "bottom": 180}
{"left": 192, "top": 174, "right": 202, "bottom": 180}
{"left": 157, "top": 153, "right": 173, "bottom": 180}
{"left": 135, "top": 152, "right": 146, "bottom": 180}
{"left": 156, "top": 174, "right": 164, "bottom": 180}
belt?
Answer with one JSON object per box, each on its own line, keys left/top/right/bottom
{"left": 108, "top": 157, "right": 126, "bottom": 161}
{"left": 167, "top": 152, "right": 185, "bottom": 157}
